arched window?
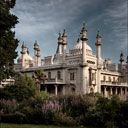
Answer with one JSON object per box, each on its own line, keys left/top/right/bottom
{"left": 48, "top": 72, "right": 51, "bottom": 79}
{"left": 57, "top": 71, "right": 61, "bottom": 80}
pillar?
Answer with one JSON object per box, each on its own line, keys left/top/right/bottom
{"left": 115, "top": 87, "right": 118, "bottom": 95}
{"left": 45, "top": 86, "right": 47, "bottom": 93}
{"left": 120, "top": 87, "right": 123, "bottom": 99}
{"left": 110, "top": 87, "right": 112, "bottom": 96}
{"left": 63, "top": 85, "right": 66, "bottom": 95}
{"left": 104, "top": 86, "right": 108, "bottom": 97}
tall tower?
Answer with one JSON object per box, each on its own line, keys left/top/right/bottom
{"left": 95, "top": 31, "right": 102, "bottom": 93}
{"left": 34, "top": 40, "right": 41, "bottom": 66}
{"left": 57, "top": 32, "right": 63, "bottom": 54}
{"left": 20, "top": 42, "right": 27, "bottom": 68}
{"left": 62, "top": 29, "right": 67, "bottom": 53}
{"left": 81, "top": 23, "right": 88, "bottom": 94}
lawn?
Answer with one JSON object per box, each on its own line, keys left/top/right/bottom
{"left": 0, "top": 123, "right": 89, "bottom": 128}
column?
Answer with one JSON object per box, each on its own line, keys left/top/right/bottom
{"left": 45, "top": 86, "right": 47, "bottom": 93}
{"left": 125, "top": 88, "right": 127, "bottom": 95}
{"left": 120, "top": 87, "right": 123, "bottom": 99}
{"left": 55, "top": 85, "right": 58, "bottom": 96}
{"left": 104, "top": 86, "right": 108, "bottom": 97}
{"left": 110, "top": 87, "right": 112, "bottom": 96}
{"left": 115, "top": 87, "right": 118, "bottom": 95}
{"left": 63, "top": 85, "right": 66, "bottom": 95}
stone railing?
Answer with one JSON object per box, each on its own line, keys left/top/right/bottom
{"left": 44, "top": 78, "right": 64, "bottom": 84}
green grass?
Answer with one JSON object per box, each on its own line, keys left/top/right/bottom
{"left": 0, "top": 123, "right": 88, "bottom": 128}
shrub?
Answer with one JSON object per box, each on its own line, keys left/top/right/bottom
{"left": 54, "top": 112, "right": 76, "bottom": 126}
{"left": 0, "top": 99, "right": 17, "bottom": 114}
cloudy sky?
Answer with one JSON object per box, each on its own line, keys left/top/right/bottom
{"left": 12, "top": 0, "right": 127, "bottom": 63}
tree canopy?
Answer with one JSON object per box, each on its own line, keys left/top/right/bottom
{"left": 0, "top": 0, "right": 19, "bottom": 80}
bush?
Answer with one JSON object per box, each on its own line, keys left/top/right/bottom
{"left": 54, "top": 112, "right": 76, "bottom": 126}
{"left": 0, "top": 99, "right": 17, "bottom": 114}
{"left": 1, "top": 75, "right": 36, "bottom": 102}
{"left": 1, "top": 112, "right": 26, "bottom": 124}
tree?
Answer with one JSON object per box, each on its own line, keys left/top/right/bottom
{"left": 0, "top": 0, "right": 19, "bottom": 81}
{"left": 0, "top": 74, "right": 36, "bottom": 102}
{"left": 33, "top": 69, "right": 47, "bottom": 93}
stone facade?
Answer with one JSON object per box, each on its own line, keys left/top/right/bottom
{"left": 11, "top": 24, "right": 128, "bottom": 99}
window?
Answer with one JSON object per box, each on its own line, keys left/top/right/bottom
{"left": 48, "top": 72, "right": 51, "bottom": 79}
{"left": 113, "top": 77, "right": 115, "bottom": 82}
{"left": 57, "top": 71, "right": 61, "bottom": 80}
{"left": 108, "top": 77, "right": 111, "bottom": 82}
{"left": 70, "top": 72, "right": 75, "bottom": 80}
{"left": 103, "top": 76, "right": 106, "bottom": 81}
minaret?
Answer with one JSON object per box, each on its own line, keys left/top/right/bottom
{"left": 119, "top": 51, "right": 125, "bottom": 71}
{"left": 95, "top": 31, "right": 102, "bottom": 93}
{"left": 34, "top": 40, "right": 41, "bottom": 66}
{"left": 62, "top": 29, "right": 67, "bottom": 53}
{"left": 81, "top": 23, "right": 88, "bottom": 94}
{"left": 120, "top": 51, "right": 124, "bottom": 64}
{"left": 57, "top": 32, "right": 63, "bottom": 54}
{"left": 95, "top": 31, "right": 102, "bottom": 66}
{"left": 20, "top": 42, "right": 27, "bottom": 68}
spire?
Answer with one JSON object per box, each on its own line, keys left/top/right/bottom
{"left": 120, "top": 51, "right": 124, "bottom": 63}
{"left": 62, "top": 29, "right": 67, "bottom": 46}
{"left": 95, "top": 31, "right": 102, "bottom": 46}
{"left": 21, "top": 42, "right": 26, "bottom": 54}
{"left": 62, "top": 29, "right": 67, "bottom": 37}
{"left": 81, "top": 22, "right": 87, "bottom": 32}
{"left": 80, "top": 23, "right": 88, "bottom": 41}
{"left": 21, "top": 42, "right": 25, "bottom": 49}
{"left": 34, "top": 40, "right": 39, "bottom": 50}
{"left": 58, "top": 32, "right": 63, "bottom": 44}
{"left": 96, "top": 30, "right": 102, "bottom": 38}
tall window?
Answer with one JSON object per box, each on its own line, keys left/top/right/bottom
{"left": 48, "top": 72, "right": 51, "bottom": 79}
{"left": 103, "top": 76, "right": 106, "bottom": 81}
{"left": 57, "top": 71, "right": 61, "bottom": 80}
{"left": 108, "top": 77, "right": 111, "bottom": 82}
{"left": 70, "top": 72, "right": 75, "bottom": 80}
{"left": 113, "top": 77, "right": 115, "bottom": 82}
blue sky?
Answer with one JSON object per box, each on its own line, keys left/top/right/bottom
{"left": 12, "top": 0, "right": 128, "bottom": 63}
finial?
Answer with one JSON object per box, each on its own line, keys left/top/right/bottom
{"left": 21, "top": 42, "right": 25, "bottom": 48}
{"left": 82, "top": 22, "right": 86, "bottom": 28}
{"left": 81, "top": 22, "right": 87, "bottom": 32}
{"left": 34, "top": 40, "right": 38, "bottom": 46}
{"left": 96, "top": 30, "right": 102, "bottom": 38}
{"left": 120, "top": 51, "right": 124, "bottom": 63}
{"left": 59, "top": 32, "right": 61, "bottom": 37}
{"left": 62, "top": 29, "right": 67, "bottom": 37}
{"left": 58, "top": 32, "right": 63, "bottom": 43}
